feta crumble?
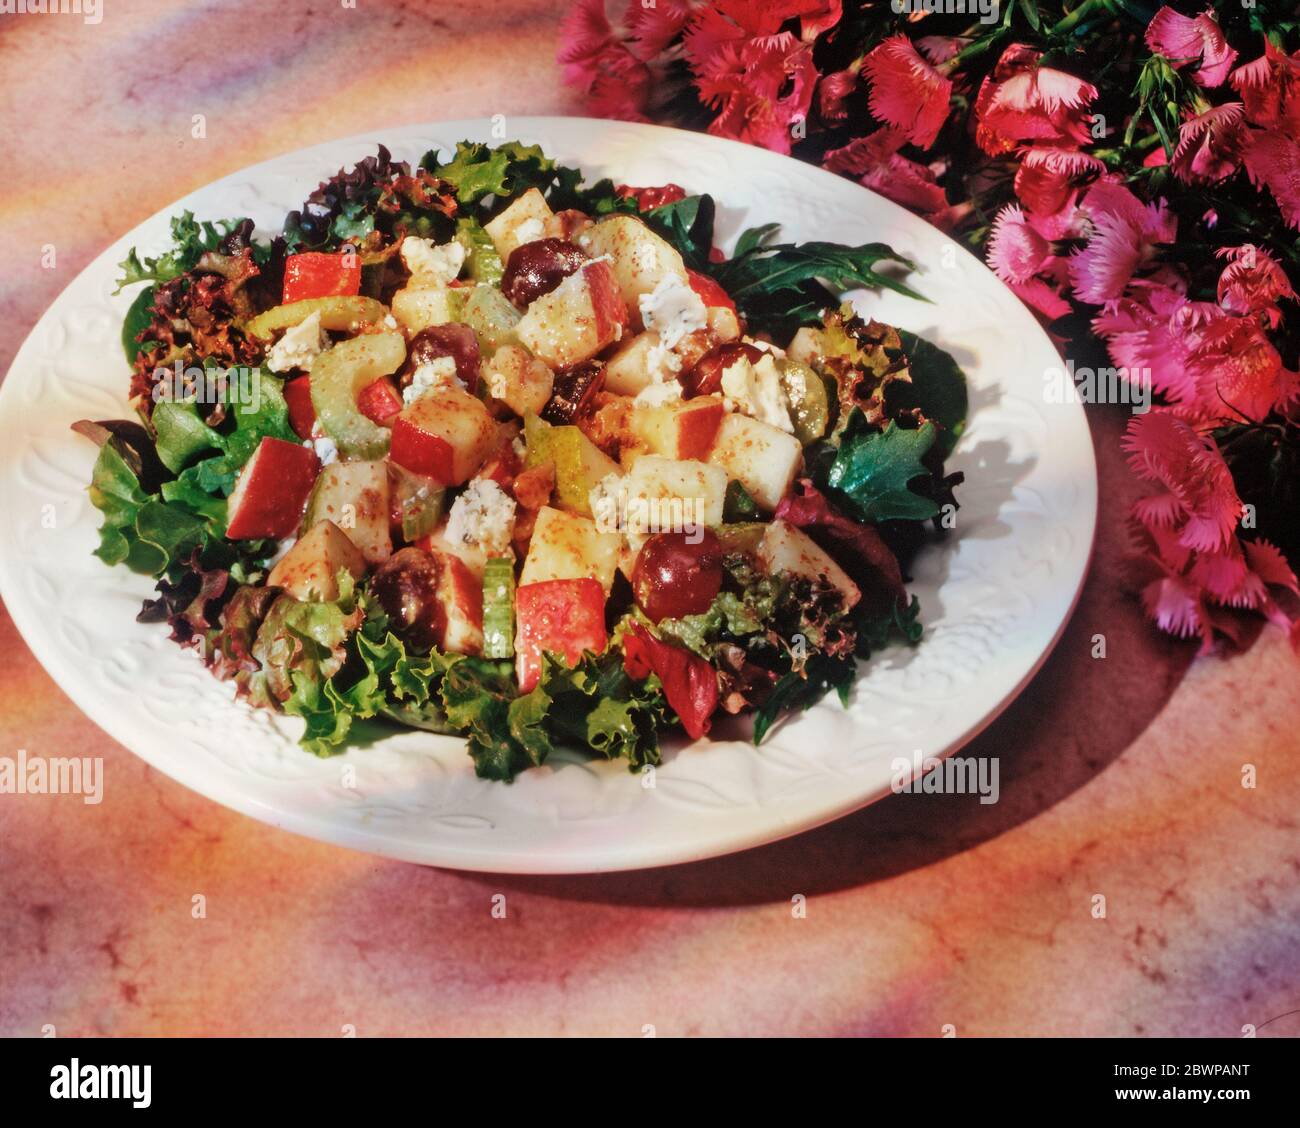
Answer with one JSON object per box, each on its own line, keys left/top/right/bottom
{"left": 445, "top": 478, "right": 517, "bottom": 559}
{"left": 402, "top": 356, "right": 462, "bottom": 405}
{"left": 639, "top": 274, "right": 707, "bottom": 353}
{"left": 634, "top": 379, "right": 684, "bottom": 408}
{"left": 401, "top": 236, "right": 466, "bottom": 287}
{"left": 721, "top": 353, "right": 794, "bottom": 433}
{"left": 644, "top": 339, "right": 684, "bottom": 383}
{"left": 587, "top": 472, "right": 626, "bottom": 535}
{"left": 304, "top": 434, "right": 338, "bottom": 465}
{"left": 266, "top": 311, "right": 329, "bottom": 373}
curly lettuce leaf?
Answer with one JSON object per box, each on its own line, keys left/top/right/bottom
{"left": 819, "top": 306, "right": 911, "bottom": 441}
{"left": 284, "top": 145, "right": 457, "bottom": 250}
{"left": 115, "top": 211, "right": 248, "bottom": 293}
{"left": 655, "top": 581, "right": 779, "bottom": 660}
{"left": 137, "top": 551, "right": 232, "bottom": 647}
{"left": 422, "top": 140, "right": 557, "bottom": 207}
{"left": 748, "top": 595, "right": 924, "bottom": 743}
{"left": 238, "top": 589, "right": 460, "bottom": 755}
{"left": 434, "top": 654, "right": 520, "bottom": 778}
{"left": 508, "top": 650, "right": 666, "bottom": 775}
{"left": 548, "top": 165, "right": 641, "bottom": 217}
{"left": 276, "top": 590, "right": 668, "bottom": 778}
{"left": 423, "top": 141, "right": 660, "bottom": 228}
{"left": 254, "top": 576, "right": 365, "bottom": 748}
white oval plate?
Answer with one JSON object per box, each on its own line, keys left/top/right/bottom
{"left": 0, "top": 118, "right": 1095, "bottom": 873}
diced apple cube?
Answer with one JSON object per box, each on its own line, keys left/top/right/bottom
{"left": 484, "top": 345, "right": 554, "bottom": 418}
{"left": 267, "top": 519, "right": 367, "bottom": 601}
{"left": 623, "top": 455, "right": 728, "bottom": 536}
{"left": 417, "top": 523, "right": 488, "bottom": 580}
{"left": 630, "top": 396, "right": 726, "bottom": 461}
{"left": 757, "top": 519, "right": 860, "bottom": 609}
{"left": 391, "top": 385, "right": 497, "bottom": 486}
{"left": 390, "top": 286, "right": 463, "bottom": 335}
{"left": 429, "top": 550, "right": 484, "bottom": 655}
{"left": 520, "top": 506, "right": 621, "bottom": 592}
{"left": 283, "top": 376, "right": 316, "bottom": 440}
{"left": 356, "top": 379, "right": 404, "bottom": 426}
{"left": 787, "top": 326, "right": 828, "bottom": 368}
{"left": 483, "top": 188, "right": 555, "bottom": 261}
{"left": 707, "top": 413, "right": 802, "bottom": 511}
{"left": 707, "top": 305, "right": 741, "bottom": 342}
{"left": 578, "top": 215, "right": 688, "bottom": 324}
{"left": 304, "top": 460, "right": 391, "bottom": 565}
{"left": 225, "top": 436, "right": 320, "bottom": 540}
{"left": 513, "top": 578, "right": 607, "bottom": 692}
{"left": 389, "top": 417, "right": 450, "bottom": 485}
{"left": 515, "top": 260, "right": 628, "bottom": 369}
{"left": 603, "top": 330, "right": 666, "bottom": 396}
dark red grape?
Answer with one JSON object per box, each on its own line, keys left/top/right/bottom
{"left": 631, "top": 529, "right": 724, "bottom": 622}
{"left": 541, "top": 360, "right": 605, "bottom": 424}
{"left": 401, "top": 324, "right": 481, "bottom": 393}
{"left": 683, "top": 341, "right": 763, "bottom": 398}
{"left": 370, "top": 547, "right": 441, "bottom": 652}
{"left": 501, "top": 238, "right": 589, "bottom": 308}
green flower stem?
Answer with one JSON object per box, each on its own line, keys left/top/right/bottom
{"left": 1049, "top": 0, "right": 1112, "bottom": 37}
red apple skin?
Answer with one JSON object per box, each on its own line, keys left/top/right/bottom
{"left": 391, "top": 389, "right": 497, "bottom": 485}
{"left": 676, "top": 398, "right": 725, "bottom": 460}
{"left": 389, "top": 416, "right": 456, "bottom": 485}
{"left": 282, "top": 251, "right": 362, "bottom": 304}
{"left": 283, "top": 376, "right": 316, "bottom": 441}
{"left": 357, "top": 378, "right": 404, "bottom": 426}
{"left": 686, "top": 268, "right": 735, "bottom": 314}
{"left": 514, "top": 578, "right": 607, "bottom": 692}
{"left": 430, "top": 551, "right": 485, "bottom": 654}
{"left": 225, "top": 437, "right": 321, "bottom": 540}
{"left": 585, "top": 260, "right": 630, "bottom": 342}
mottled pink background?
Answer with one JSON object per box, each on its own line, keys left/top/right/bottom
{"left": 1, "top": 1, "right": 1298, "bottom": 1037}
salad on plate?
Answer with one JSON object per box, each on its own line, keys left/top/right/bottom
{"left": 80, "top": 140, "right": 967, "bottom": 781}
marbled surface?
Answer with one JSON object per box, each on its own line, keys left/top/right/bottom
{"left": 1, "top": 1, "right": 1297, "bottom": 1037}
